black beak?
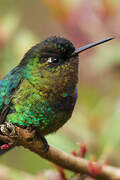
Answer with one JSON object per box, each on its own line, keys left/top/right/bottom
{"left": 71, "top": 37, "right": 114, "bottom": 57}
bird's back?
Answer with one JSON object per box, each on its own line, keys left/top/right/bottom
{"left": 0, "top": 66, "right": 23, "bottom": 154}
{"left": 0, "top": 66, "right": 23, "bottom": 124}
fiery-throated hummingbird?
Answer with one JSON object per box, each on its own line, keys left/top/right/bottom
{"left": 0, "top": 36, "right": 114, "bottom": 154}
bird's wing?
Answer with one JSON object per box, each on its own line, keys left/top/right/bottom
{"left": 0, "top": 66, "right": 23, "bottom": 155}
{"left": 0, "top": 66, "right": 23, "bottom": 124}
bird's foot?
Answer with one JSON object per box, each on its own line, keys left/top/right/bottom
{"left": 25, "top": 127, "right": 49, "bottom": 153}
{"left": 40, "top": 136, "right": 49, "bottom": 153}
{"left": 0, "top": 122, "right": 17, "bottom": 137}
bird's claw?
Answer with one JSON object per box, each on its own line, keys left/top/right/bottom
{"left": 40, "top": 136, "right": 49, "bottom": 153}
{"left": 0, "top": 122, "right": 17, "bottom": 137}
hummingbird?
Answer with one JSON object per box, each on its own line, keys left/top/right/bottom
{"left": 0, "top": 36, "right": 113, "bottom": 155}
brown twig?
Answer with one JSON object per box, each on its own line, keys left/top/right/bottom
{"left": 0, "top": 126, "right": 120, "bottom": 180}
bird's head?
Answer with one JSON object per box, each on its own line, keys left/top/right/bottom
{"left": 19, "top": 36, "right": 113, "bottom": 98}
{"left": 19, "top": 36, "right": 79, "bottom": 98}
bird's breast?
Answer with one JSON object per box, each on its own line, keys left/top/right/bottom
{"left": 36, "top": 87, "right": 78, "bottom": 135}
{"left": 7, "top": 79, "right": 77, "bottom": 135}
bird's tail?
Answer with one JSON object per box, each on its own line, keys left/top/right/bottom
{"left": 0, "top": 141, "right": 14, "bottom": 155}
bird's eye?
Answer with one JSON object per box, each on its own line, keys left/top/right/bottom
{"left": 47, "top": 57, "right": 59, "bottom": 64}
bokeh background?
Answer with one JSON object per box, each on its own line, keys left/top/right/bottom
{"left": 0, "top": 0, "right": 120, "bottom": 179}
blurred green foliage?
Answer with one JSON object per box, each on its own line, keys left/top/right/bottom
{"left": 0, "top": 0, "right": 120, "bottom": 179}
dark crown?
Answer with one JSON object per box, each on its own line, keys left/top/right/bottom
{"left": 20, "top": 36, "right": 75, "bottom": 66}
{"left": 39, "top": 36, "right": 75, "bottom": 57}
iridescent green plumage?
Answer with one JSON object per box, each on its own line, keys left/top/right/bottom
{"left": 0, "top": 36, "right": 113, "bottom": 154}
{"left": 0, "top": 36, "right": 78, "bottom": 138}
